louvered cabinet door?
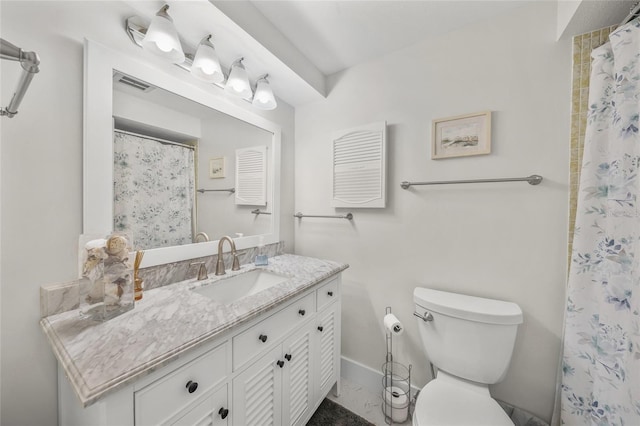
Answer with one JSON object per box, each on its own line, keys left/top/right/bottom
{"left": 332, "top": 121, "right": 386, "bottom": 208}
{"left": 232, "top": 346, "right": 283, "bottom": 426}
{"left": 315, "top": 302, "right": 340, "bottom": 398}
{"left": 235, "top": 146, "right": 267, "bottom": 206}
{"left": 281, "top": 323, "right": 314, "bottom": 426}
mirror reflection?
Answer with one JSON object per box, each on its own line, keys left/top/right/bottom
{"left": 112, "top": 71, "right": 273, "bottom": 250}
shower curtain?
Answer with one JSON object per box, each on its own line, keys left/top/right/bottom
{"left": 113, "top": 131, "right": 195, "bottom": 250}
{"left": 560, "top": 20, "right": 640, "bottom": 425}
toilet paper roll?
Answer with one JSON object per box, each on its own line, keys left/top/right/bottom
{"left": 383, "top": 386, "right": 409, "bottom": 422}
{"left": 383, "top": 313, "right": 404, "bottom": 335}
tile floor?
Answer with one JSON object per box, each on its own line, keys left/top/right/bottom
{"left": 327, "top": 377, "right": 549, "bottom": 426}
{"left": 327, "top": 377, "right": 411, "bottom": 426}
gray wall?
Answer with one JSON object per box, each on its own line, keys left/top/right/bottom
{"left": 0, "top": 2, "right": 295, "bottom": 424}
{"left": 294, "top": 3, "right": 570, "bottom": 422}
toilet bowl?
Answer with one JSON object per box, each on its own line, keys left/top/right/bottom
{"left": 413, "top": 288, "right": 523, "bottom": 426}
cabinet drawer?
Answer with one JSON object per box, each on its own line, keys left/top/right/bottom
{"left": 316, "top": 278, "right": 339, "bottom": 311}
{"left": 168, "top": 384, "right": 228, "bottom": 426}
{"left": 233, "top": 293, "right": 314, "bottom": 370}
{"left": 135, "top": 343, "right": 228, "bottom": 426}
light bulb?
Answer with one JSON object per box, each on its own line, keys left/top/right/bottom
{"left": 141, "top": 5, "right": 185, "bottom": 64}
{"left": 252, "top": 75, "right": 277, "bottom": 110}
{"left": 224, "top": 58, "right": 252, "bottom": 98}
{"left": 191, "top": 35, "right": 224, "bottom": 84}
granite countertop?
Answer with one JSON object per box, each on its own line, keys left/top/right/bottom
{"left": 40, "top": 254, "right": 348, "bottom": 407}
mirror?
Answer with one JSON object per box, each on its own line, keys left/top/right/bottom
{"left": 112, "top": 73, "right": 273, "bottom": 250}
{"left": 84, "top": 39, "right": 281, "bottom": 267}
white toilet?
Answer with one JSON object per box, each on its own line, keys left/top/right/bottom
{"left": 413, "top": 287, "right": 523, "bottom": 426}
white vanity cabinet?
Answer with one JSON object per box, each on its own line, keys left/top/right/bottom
{"left": 57, "top": 274, "right": 341, "bottom": 426}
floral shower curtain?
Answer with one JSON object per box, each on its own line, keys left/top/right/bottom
{"left": 560, "top": 20, "right": 640, "bottom": 425}
{"left": 113, "top": 131, "right": 195, "bottom": 250}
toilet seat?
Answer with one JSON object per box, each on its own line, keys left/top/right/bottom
{"left": 413, "top": 373, "right": 513, "bottom": 426}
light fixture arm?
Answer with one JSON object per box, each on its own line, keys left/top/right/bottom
{"left": 155, "top": 4, "right": 172, "bottom": 21}
{"left": 200, "top": 34, "right": 214, "bottom": 48}
{"left": 1, "top": 38, "right": 40, "bottom": 118}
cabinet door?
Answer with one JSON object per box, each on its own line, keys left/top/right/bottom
{"left": 169, "top": 384, "right": 229, "bottom": 426}
{"left": 232, "top": 345, "right": 283, "bottom": 426}
{"left": 315, "top": 301, "right": 340, "bottom": 398}
{"left": 281, "top": 322, "right": 314, "bottom": 426}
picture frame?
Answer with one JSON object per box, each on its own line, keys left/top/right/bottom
{"left": 432, "top": 111, "right": 491, "bottom": 159}
{"left": 209, "top": 157, "right": 226, "bottom": 179}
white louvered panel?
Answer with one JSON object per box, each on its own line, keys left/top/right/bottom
{"left": 332, "top": 122, "right": 386, "bottom": 208}
{"left": 233, "top": 346, "right": 281, "bottom": 426}
{"left": 319, "top": 315, "right": 336, "bottom": 389}
{"left": 287, "top": 334, "right": 311, "bottom": 426}
{"left": 246, "top": 368, "right": 276, "bottom": 426}
{"left": 235, "top": 146, "right": 267, "bottom": 206}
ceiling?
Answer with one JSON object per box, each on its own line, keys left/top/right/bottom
{"left": 249, "top": 1, "right": 533, "bottom": 76}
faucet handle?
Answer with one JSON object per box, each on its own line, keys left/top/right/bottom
{"left": 189, "top": 262, "right": 208, "bottom": 280}
{"left": 231, "top": 252, "right": 240, "bottom": 271}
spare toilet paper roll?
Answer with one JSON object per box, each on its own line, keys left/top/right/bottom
{"left": 383, "top": 313, "right": 404, "bottom": 335}
{"left": 383, "top": 386, "right": 409, "bottom": 422}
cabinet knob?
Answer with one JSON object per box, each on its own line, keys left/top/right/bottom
{"left": 284, "top": 353, "right": 292, "bottom": 361}
{"left": 218, "top": 407, "right": 229, "bottom": 419}
{"left": 185, "top": 380, "right": 198, "bottom": 394}
{"left": 327, "top": 291, "right": 334, "bottom": 297}
{"left": 298, "top": 309, "right": 306, "bottom": 316}
{"left": 258, "top": 334, "right": 268, "bottom": 343}
{"left": 276, "top": 360, "right": 285, "bottom": 368}
{"left": 317, "top": 326, "right": 324, "bottom": 332}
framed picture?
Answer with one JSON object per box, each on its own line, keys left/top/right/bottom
{"left": 432, "top": 111, "right": 491, "bottom": 159}
{"left": 209, "top": 157, "right": 225, "bottom": 179}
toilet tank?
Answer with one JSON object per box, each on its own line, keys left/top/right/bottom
{"left": 413, "top": 287, "right": 523, "bottom": 384}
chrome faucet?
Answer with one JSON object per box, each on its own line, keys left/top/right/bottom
{"left": 194, "top": 232, "right": 209, "bottom": 243}
{"left": 215, "top": 236, "right": 240, "bottom": 276}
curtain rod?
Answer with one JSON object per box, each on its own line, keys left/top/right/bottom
{"left": 114, "top": 129, "right": 195, "bottom": 150}
{"left": 621, "top": 2, "right": 640, "bottom": 25}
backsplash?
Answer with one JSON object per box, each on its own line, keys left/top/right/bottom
{"left": 40, "top": 241, "right": 285, "bottom": 318}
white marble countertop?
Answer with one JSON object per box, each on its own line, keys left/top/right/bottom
{"left": 40, "top": 254, "right": 348, "bottom": 407}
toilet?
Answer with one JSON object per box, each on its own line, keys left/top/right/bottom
{"left": 413, "top": 287, "right": 523, "bottom": 426}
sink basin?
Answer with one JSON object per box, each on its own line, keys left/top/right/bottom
{"left": 192, "top": 270, "right": 290, "bottom": 304}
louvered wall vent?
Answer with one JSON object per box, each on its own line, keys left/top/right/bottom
{"left": 332, "top": 121, "right": 387, "bottom": 208}
{"left": 235, "top": 145, "right": 267, "bottom": 206}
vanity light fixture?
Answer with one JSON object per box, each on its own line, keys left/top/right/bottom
{"left": 141, "top": 4, "right": 185, "bottom": 64}
{"left": 252, "top": 74, "right": 277, "bottom": 110}
{"left": 225, "top": 58, "right": 252, "bottom": 99}
{"left": 125, "top": 10, "right": 279, "bottom": 109}
{"left": 190, "top": 35, "right": 224, "bottom": 84}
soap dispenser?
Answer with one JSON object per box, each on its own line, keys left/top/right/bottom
{"left": 254, "top": 236, "right": 268, "bottom": 266}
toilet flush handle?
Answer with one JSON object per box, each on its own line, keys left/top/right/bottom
{"left": 413, "top": 311, "right": 434, "bottom": 322}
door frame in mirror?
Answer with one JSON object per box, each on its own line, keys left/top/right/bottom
{"left": 84, "top": 39, "right": 281, "bottom": 267}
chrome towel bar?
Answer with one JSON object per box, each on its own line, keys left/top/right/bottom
{"left": 401, "top": 174, "right": 543, "bottom": 189}
{"left": 294, "top": 212, "right": 353, "bottom": 220}
{"left": 197, "top": 188, "right": 235, "bottom": 194}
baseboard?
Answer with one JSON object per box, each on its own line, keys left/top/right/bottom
{"left": 340, "top": 356, "right": 421, "bottom": 396}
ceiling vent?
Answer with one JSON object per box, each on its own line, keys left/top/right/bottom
{"left": 113, "top": 72, "right": 156, "bottom": 93}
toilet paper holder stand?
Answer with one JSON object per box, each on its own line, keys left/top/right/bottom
{"left": 382, "top": 306, "right": 412, "bottom": 425}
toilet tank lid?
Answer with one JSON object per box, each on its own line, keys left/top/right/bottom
{"left": 413, "top": 288, "right": 523, "bottom": 325}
